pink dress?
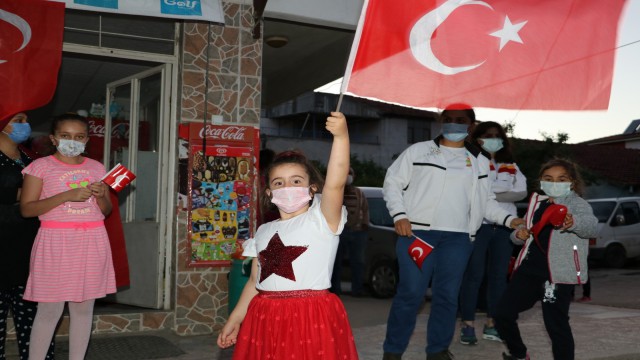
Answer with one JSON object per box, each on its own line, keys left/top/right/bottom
{"left": 22, "top": 156, "right": 116, "bottom": 302}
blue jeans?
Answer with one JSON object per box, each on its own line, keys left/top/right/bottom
{"left": 383, "top": 230, "right": 473, "bottom": 354}
{"left": 331, "top": 229, "right": 368, "bottom": 294}
{"left": 460, "top": 224, "right": 513, "bottom": 321}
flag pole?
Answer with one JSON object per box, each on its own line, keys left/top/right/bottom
{"left": 335, "top": 0, "right": 370, "bottom": 113}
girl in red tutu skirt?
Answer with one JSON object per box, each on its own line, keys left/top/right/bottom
{"left": 217, "top": 112, "right": 358, "bottom": 359}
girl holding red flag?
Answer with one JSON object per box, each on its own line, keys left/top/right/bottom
{"left": 20, "top": 113, "right": 116, "bottom": 360}
{"left": 495, "top": 159, "right": 598, "bottom": 360}
{"left": 217, "top": 112, "right": 358, "bottom": 359}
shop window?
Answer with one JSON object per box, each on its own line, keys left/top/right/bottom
{"left": 63, "top": 9, "right": 177, "bottom": 56}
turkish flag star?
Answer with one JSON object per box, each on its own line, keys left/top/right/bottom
{"left": 258, "top": 233, "right": 308, "bottom": 283}
{"left": 490, "top": 16, "right": 527, "bottom": 52}
{"left": 343, "top": 0, "right": 626, "bottom": 110}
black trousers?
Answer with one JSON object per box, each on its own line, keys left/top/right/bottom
{"left": 0, "top": 286, "right": 54, "bottom": 360}
{"left": 494, "top": 270, "right": 575, "bottom": 360}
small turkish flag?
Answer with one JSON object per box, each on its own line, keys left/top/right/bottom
{"left": 102, "top": 163, "right": 136, "bottom": 192}
{"left": 530, "top": 204, "right": 568, "bottom": 241}
{"left": 408, "top": 235, "right": 434, "bottom": 269}
{"left": 0, "top": 0, "right": 65, "bottom": 126}
{"left": 343, "top": 0, "right": 626, "bottom": 110}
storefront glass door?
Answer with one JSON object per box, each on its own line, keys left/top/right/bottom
{"left": 103, "top": 64, "right": 171, "bottom": 308}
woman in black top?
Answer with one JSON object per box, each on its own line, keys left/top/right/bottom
{"left": 0, "top": 113, "right": 54, "bottom": 360}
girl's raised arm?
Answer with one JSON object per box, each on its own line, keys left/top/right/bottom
{"left": 321, "top": 112, "right": 350, "bottom": 232}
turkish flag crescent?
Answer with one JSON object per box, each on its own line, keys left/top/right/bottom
{"left": 408, "top": 235, "right": 434, "bottom": 269}
{"left": 342, "top": 0, "right": 627, "bottom": 110}
{"left": 0, "top": 0, "right": 65, "bottom": 126}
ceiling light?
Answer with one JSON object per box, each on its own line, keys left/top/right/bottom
{"left": 265, "top": 35, "right": 288, "bottom": 48}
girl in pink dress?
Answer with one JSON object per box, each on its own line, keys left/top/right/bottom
{"left": 217, "top": 112, "right": 359, "bottom": 359}
{"left": 20, "top": 113, "right": 116, "bottom": 360}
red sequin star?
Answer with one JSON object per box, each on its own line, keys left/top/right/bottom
{"left": 258, "top": 232, "right": 308, "bottom": 283}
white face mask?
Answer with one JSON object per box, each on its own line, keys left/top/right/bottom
{"left": 480, "top": 138, "right": 504, "bottom": 153}
{"left": 56, "top": 138, "right": 86, "bottom": 157}
{"left": 540, "top": 181, "right": 572, "bottom": 198}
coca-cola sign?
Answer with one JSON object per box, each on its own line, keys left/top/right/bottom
{"left": 189, "top": 124, "right": 255, "bottom": 143}
{"left": 199, "top": 126, "right": 246, "bottom": 141}
{"left": 88, "top": 118, "right": 130, "bottom": 139}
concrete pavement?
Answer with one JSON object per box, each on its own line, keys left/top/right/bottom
{"left": 6, "top": 266, "right": 640, "bottom": 359}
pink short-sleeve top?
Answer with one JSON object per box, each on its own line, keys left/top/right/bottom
{"left": 22, "top": 156, "right": 107, "bottom": 222}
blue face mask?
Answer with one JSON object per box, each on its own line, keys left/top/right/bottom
{"left": 2, "top": 123, "right": 31, "bottom": 144}
{"left": 442, "top": 123, "right": 469, "bottom": 142}
{"left": 540, "top": 181, "right": 572, "bottom": 198}
{"left": 480, "top": 138, "right": 504, "bottom": 153}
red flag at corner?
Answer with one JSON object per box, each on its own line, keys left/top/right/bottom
{"left": 342, "top": 0, "right": 626, "bottom": 110}
{"left": 0, "top": 0, "right": 65, "bottom": 126}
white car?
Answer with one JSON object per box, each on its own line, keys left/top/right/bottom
{"left": 588, "top": 197, "right": 640, "bottom": 268}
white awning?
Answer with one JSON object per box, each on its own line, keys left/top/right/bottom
{"left": 50, "top": 0, "right": 225, "bottom": 25}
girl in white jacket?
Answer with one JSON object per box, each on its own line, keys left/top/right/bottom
{"left": 459, "top": 121, "right": 527, "bottom": 345}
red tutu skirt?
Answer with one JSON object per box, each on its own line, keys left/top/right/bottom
{"left": 232, "top": 290, "right": 359, "bottom": 359}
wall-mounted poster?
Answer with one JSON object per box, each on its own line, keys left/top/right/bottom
{"left": 185, "top": 123, "right": 259, "bottom": 266}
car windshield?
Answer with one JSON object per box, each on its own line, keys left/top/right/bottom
{"left": 367, "top": 198, "right": 395, "bottom": 227}
{"left": 589, "top": 201, "right": 617, "bottom": 223}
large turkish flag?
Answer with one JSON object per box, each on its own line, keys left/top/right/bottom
{"left": 0, "top": 0, "right": 65, "bottom": 126}
{"left": 343, "top": 0, "right": 627, "bottom": 110}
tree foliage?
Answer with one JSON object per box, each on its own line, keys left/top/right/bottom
{"left": 312, "top": 155, "right": 387, "bottom": 188}
{"left": 511, "top": 131, "right": 600, "bottom": 195}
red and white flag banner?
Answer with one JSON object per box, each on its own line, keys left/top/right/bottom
{"left": 341, "top": 0, "right": 627, "bottom": 111}
{"left": 102, "top": 163, "right": 136, "bottom": 192}
{"left": 0, "top": 0, "right": 65, "bottom": 126}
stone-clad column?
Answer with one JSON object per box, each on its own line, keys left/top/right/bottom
{"left": 176, "top": 1, "right": 262, "bottom": 335}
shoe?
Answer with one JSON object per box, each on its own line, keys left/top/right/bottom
{"left": 459, "top": 325, "right": 477, "bottom": 345}
{"left": 427, "top": 349, "right": 454, "bottom": 360}
{"left": 502, "top": 352, "right": 530, "bottom": 360}
{"left": 577, "top": 296, "right": 591, "bottom": 303}
{"left": 382, "top": 352, "right": 402, "bottom": 360}
{"left": 482, "top": 325, "right": 501, "bottom": 341}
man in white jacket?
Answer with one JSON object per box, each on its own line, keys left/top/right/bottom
{"left": 381, "top": 104, "right": 523, "bottom": 360}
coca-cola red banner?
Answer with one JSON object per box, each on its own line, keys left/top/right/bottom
{"left": 86, "top": 117, "right": 150, "bottom": 161}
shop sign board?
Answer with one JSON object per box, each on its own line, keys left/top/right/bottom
{"left": 51, "top": 0, "right": 224, "bottom": 24}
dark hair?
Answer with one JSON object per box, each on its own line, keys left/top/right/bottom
{"left": 440, "top": 103, "right": 476, "bottom": 123}
{"left": 260, "top": 151, "right": 324, "bottom": 212}
{"left": 259, "top": 148, "right": 276, "bottom": 170}
{"left": 50, "top": 113, "right": 89, "bottom": 135}
{"left": 538, "top": 158, "right": 585, "bottom": 196}
{"left": 470, "top": 121, "right": 514, "bottom": 163}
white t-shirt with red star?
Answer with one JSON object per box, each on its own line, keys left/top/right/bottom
{"left": 242, "top": 195, "right": 347, "bottom": 291}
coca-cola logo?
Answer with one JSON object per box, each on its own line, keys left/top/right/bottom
{"left": 198, "top": 126, "right": 247, "bottom": 141}
{"left": 88, "top": 119, "right": 130, "bottom": 139}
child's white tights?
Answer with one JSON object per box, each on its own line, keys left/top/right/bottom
{"left": 28, "top": 299, "right": 95, "bottom": 360}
